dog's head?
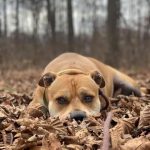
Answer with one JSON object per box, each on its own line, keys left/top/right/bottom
{"left": 38, "top": 70, "right": 109, "bottom": 120}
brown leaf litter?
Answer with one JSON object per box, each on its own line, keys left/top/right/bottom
{"left": 0, "top": 70, "right": 150, "bottom": 149}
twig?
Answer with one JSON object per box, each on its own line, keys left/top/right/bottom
{"left": 102, "top": 111, "right": 112, "bottom": 150}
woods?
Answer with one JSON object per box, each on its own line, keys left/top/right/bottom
{"left": 0, "top": 0, "right": 149, "bottom": 69}
{"left": 0, "top": 1, "right": 150, "bottom": 149}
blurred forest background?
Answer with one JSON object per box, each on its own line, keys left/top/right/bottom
{"left": 0, "top": 0, "right": 150, "bottom": 70}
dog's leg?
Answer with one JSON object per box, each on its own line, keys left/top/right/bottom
{"left": 112, "top": 68, "right": 141, "bottom": 97}
{"left": 28, "top": 86, "right": 45, "bottom": 108}
{"left": 26, "top": 86, "right": 50, "bottom": 117}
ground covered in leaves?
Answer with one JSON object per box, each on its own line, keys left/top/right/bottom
{"left": 0, "top": 69, "right": 150, "bottom": 150}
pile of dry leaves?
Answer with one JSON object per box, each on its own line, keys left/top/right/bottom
{"left": 0, "top": 70, "right": 150, "bottom": 150}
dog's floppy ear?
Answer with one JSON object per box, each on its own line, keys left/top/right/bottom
{"left": 91, "top": 71, "right": 105, "bottom": 88}
{"left": 38, "top": 72, "right": 56, "bottom": 87}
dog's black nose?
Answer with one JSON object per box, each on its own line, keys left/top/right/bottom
{"left": 70, "top": 110, "right": 86, "bottom": 121}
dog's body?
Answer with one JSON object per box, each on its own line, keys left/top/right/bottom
{"left": 29, "top": 53, "right": 141, "bottom": 120}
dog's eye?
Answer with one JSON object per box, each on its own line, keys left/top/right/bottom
{"left": 83, "top": 95, "right": 94, "bottom": 103}
{"left": 56, "top": 97, "right": 69, "bottom": 105}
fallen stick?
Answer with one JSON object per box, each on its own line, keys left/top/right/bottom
{"left": 102, "top": 111, "right": 112, "bottom": 150}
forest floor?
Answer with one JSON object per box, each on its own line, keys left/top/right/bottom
{"left": 0, "top": 69, "right": 150, "bottom": 150}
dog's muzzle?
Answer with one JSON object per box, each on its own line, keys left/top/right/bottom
{"left": 70, "top": 110, "right": 86, "bottom": 121}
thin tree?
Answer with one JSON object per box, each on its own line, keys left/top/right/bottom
{"left": 3, "top": 0, "right": 7, "bottom": 37}
{"left": 106, "top": 0, "right": 121, "bottom": 67}
{"left": 15, "top": 0, "right": 19, "bottom": 39}
{"left": 0, "top": 12, "right": 2, "bottom": 37}
{"left": 46, "top": 0, "right": 56, "bottom": 43}
{"left": 31, "top": 0, "right": 42, "bottom": 41}
{"left": 143, "top": 0, "right": 150, "bottom": 65}
{"left": 67, "top": 0, "right": 74, "bottom": 51}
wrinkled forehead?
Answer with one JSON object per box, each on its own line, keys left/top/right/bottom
{"left": 49, "top": 74, "right": 99, "bottom": 93}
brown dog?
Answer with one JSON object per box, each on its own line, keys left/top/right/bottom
{"left": 28, "top": 53, "right": 141, "bottom": 120}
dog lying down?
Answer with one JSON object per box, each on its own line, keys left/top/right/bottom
{"left": 28, "top": 53, "right": 141, "bottom": 120}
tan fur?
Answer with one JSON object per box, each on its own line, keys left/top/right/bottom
{"left": 28, "top": 53, "right": 141, "bottom": 119}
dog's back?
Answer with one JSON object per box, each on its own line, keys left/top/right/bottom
{"left": 43, "top": 52, "right": 140, "bottom": 97}
{"left": 43, "top": 53, "right": 98, "bottom": 74}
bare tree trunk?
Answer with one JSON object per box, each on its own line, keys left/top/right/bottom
{"left": 15, "top": 0, "right": 19, "bottom": 39}
{"left": 33, "top": 13, "right": 39, "bottom": 40}
{"left": 46, "top": 0, "right": 56, "bottom": 43}
{"left": 0, "top": 19, "right": 2, "bottom": 37}
{"left": 106, "top": 0, "right": 121, "bottom": 67}
{"left": 3, "top": 0, "right": 7, "bottom": 37}
{"left": 31, "top": 0, "right": 42, "bottom": 64}
{"left": 143, "top": 4, "right": 150, "bottom": 41}
{"left": 67, "top": 0, "right": 74, "bottom": 51}
{"left": 137, "top": 0, "right": 142, "bottom": 55}
{"left": 0, "top": 18, "right": 1, "bottom": 63}
{"left": 143, "top": 0, "right": 150, "bottom": 65}
{"left": 92, "top": 0, "right": 98, "bottom": 34}
{"left": 32, "top": 0, "right": 40, "bottom": 41}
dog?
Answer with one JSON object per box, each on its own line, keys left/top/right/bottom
{"left": 28, "top": 53, "right": 141, "bottom": 120}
